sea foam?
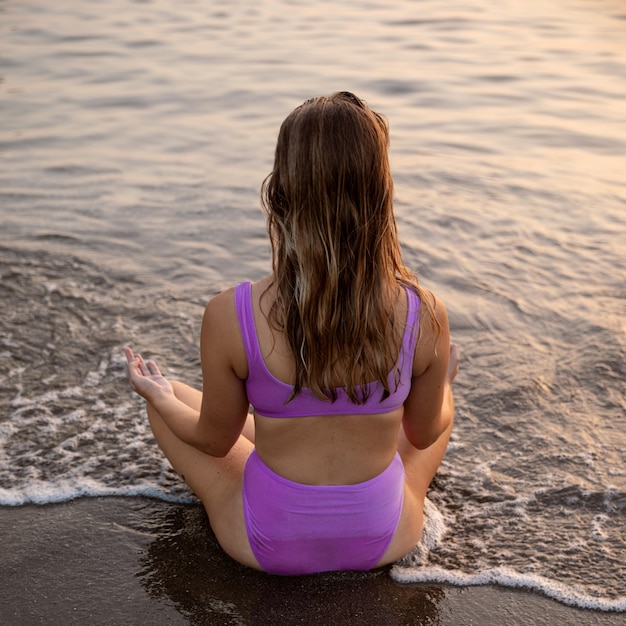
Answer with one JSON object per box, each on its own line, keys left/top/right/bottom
{"left": 390, "top": 565, "right": 626, "bottom": 613}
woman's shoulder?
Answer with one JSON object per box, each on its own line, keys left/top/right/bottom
{"left": 202, "top": 282, "right": 265, "bottom": 380}
{"left": 203, "top": 285, "right": 236, "bottom": 322}
{"left": 402, "top": 282, "right": 449, "bottom": 329}
{"left": 203, "top": 275, "right": 275, "bottom": 332}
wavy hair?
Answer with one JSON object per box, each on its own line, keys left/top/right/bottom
{"left": 261, "top": 92, "right": 438, "bottom": 403}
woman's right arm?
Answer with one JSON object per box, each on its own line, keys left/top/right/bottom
{"left": 194, "top": 288, "right": 252, "bottom": 457}
{"left": 402, "top": 293, "right": 455, "bottom": 450}
{"left": 125, "top": 288, "right": 250, "bottom": 457}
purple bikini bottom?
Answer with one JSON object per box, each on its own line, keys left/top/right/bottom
{"left": 242, "top": 449, "right": 405, "bottom": 575}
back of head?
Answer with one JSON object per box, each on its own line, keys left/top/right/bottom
{"left": 264, "top": 92, "right": 394, "bottom": 276}
{"left": 262, "top": 92, "right": 418, "bottom": 403}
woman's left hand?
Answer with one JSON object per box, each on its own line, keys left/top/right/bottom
{"left": 124, "top": 347, "right": 174, "bottom": 401}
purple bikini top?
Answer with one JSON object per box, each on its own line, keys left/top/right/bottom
{"left": 234, "top": 281, "right": 420, "bottom": 417}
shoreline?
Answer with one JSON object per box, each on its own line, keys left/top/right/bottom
{"left": 1, "top": 497, "right": 623, "bottom": 625}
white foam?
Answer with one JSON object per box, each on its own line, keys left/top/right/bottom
{"left": 10, "top": 386, "right": 83, "bottom": 409}
{"left": 390, "top": 565, "right": 626, "bottom": 612}
{"left": 396, "top": 498, "right": 448, "bottom": 567}
{"left": 0, "top": 480, "right": 195, "bottom": 507}
{"left": 422, "top": 498, "right": 448, "bottom": 549}
{"left": 590, "top": 514, "right": 610, "bottom": 541}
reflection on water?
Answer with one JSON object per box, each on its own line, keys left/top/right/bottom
{"left": 137, "top": 504, "right": 445, "bottom": 625}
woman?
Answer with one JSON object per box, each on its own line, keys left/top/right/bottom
{"left": 125, "top": 91, "right": 458, "bottom": 575}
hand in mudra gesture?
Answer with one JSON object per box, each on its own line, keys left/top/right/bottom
{"left": 124, "top": 347, "right": 174, "bottom": 402}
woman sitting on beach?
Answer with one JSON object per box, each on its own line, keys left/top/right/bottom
{"left": 125, "top": 91, "right": 458, "bottom": 575}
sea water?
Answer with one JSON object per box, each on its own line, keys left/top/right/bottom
{"left": 1, "top": 0, "right": 624, "bottom": 612}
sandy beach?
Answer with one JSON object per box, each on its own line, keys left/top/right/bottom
{"left": 1, "top": 497, "right": 622, "bottom": 626}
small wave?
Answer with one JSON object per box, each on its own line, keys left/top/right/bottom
{"left": 34, "top": 232, "right": 81, "bottom": 242}
{"left": 0, "top": 483, "right": 195, "bottom": 507}
{"left": 390, "top": 565, "right": 626, "bottom": 613}
{"left": 534, "top": 484, "right": 626, "bottom": 513}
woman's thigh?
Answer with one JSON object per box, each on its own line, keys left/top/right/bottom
{"left": 146, "top": 381, "right": 261, "bottom": 569}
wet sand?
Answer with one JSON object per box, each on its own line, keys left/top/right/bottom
{"left": 0, "top": 497, "right": 622, "bottom": 625}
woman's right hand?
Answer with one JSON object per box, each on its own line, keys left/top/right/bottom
{"left": 124, "top": 347, "right": 174, "bottom": 402}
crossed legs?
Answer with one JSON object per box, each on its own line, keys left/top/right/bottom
{"left": 144, "top": 381, "right": 261, "bottom": 569}
{"left": 142, "top": 344, "right": 459, "bottom": 572}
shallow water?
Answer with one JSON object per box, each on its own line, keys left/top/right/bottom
{"left": 1, "top": 0, "right": 625, "bottom": 612}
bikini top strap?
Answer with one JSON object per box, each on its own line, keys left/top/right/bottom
{"left": 234, "top": 281, "right": 262, "bottom": 368}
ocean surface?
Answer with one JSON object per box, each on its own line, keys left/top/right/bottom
{"left": 1, "top": 0, "right": 624, "bottom": 613}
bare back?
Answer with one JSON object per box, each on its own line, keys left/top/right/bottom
{"left": 238, "top": 276, "right": 420, "bottom": 486}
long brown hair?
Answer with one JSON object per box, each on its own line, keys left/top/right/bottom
{"left": 261, "top": 92, "right": 437, "bottom": 403}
